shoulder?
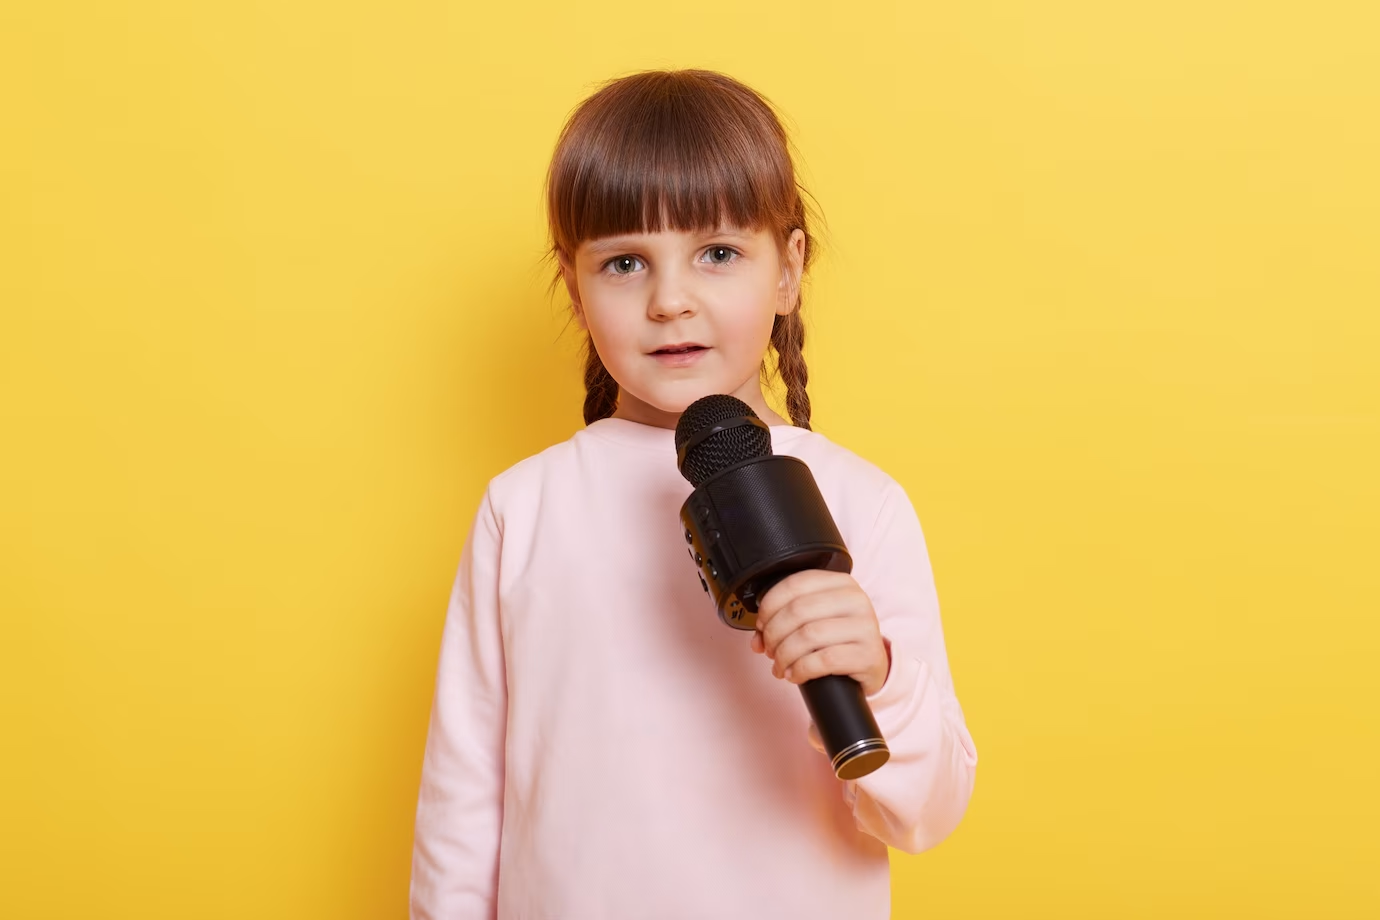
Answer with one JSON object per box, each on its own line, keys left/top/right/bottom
{"left": 776, "top": 426, "right": 912, "bottom": 546}
{"left": 480, "top": 431, "right": 584, "bottom": 526}
{"left": 778, "top": 426, "right": 906, "bottom": 502}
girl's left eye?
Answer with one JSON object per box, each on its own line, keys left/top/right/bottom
{"left": 703, "top": 246, "right": 740, "bottom": 265}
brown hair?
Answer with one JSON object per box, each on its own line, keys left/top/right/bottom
{"left": 543, "top": 69, "right": 823, "bottom": 429}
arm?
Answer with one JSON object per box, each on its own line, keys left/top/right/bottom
{"left": 410, "top": 488, "right": 507, "bottom": 919}
{"left": 832, "top": 480, "right": 978, "bottom": 854}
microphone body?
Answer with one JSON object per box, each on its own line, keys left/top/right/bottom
{"left": 675, "top": 398, "right": 890, "bottom": 780}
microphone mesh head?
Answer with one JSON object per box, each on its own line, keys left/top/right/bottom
{"left": 675, "top": 395, "right": 773, "bottom": 486}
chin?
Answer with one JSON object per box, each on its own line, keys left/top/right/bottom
{"left": 623, "top": 370, "right": 758, "bottom": 417}
{"left": 661, "top": 384, "right": 732, "bottom": 412}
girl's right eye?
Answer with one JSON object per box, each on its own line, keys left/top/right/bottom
{"left": 602, "top": 255, "right": 644, "bottom": 276}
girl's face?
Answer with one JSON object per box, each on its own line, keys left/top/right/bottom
{"left": 560, "top": 224, "right": 806, "bottom": 429}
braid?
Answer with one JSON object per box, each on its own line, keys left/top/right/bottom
{"left": 770, "top": 310, "right": 812, "bottom": 430}
{"left": 582, "top": 334, "right": 619, "bottom": 424}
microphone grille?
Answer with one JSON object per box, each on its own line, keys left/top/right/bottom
{"left": 675, "top": 395, "right": 773, "bottom": 486}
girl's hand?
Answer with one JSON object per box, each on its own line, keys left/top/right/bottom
{"left": 749, "top": 569, "right": 891, "bottom": 697}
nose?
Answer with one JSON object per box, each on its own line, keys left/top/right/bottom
{"left": 648, "top": 263, "right": 698, "bottom": 322}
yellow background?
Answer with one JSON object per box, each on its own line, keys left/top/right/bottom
{"left": 3, "top": 1, "right": 1377, "bottom": 917}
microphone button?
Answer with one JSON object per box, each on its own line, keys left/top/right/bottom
{"left": 684, "top": 529, "right": 694, "bottom": 544}
{"left": 698, "top": 573, "right": 709, "bottom": 593}
{"left": 694, "top": 552, "right": 703, "bottom": 566}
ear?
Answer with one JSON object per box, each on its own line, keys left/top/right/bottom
{"left": 776, "top": 228, "right": 806, "bottom": 316}
{"left": 559, "top": 252, "right": 587, "bottom": 330}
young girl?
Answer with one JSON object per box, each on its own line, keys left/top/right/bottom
{"left": 410, "top": 69, "right": 977, "bottom": 919}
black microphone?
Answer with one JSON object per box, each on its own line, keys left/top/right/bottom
{"left": 674, "top": 395, "right": 890, "bottom": 780}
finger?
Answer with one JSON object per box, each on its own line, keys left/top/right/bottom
{"left": 770, "top": 616, "right": 867, "bottom": 676}
{"left": 755, "top": 569, "right": 852, "bottom": 626}
{"left": 781, "top": 642, "right": 875, "bottom": 685}
{"left": 770, "top": 616, "right": 862, "bottom": 678}
{"left": 761, "top": 587, "right": 860, "bottom": 659}
{"left": 749, "top": 630, "right": 764, "bottom": 654}
{"left": 760, "top": 586, "right": 867, "bottom": 659}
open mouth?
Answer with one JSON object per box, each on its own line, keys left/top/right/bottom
{"left": 652, "top": 344, "right": 708, "bottom": 355}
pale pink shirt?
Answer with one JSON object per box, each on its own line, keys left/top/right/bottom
{"left": 410, "top": 417, "right": 978, "bottom": 919}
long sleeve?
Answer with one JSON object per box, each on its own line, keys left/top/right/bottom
{"left": 410, "top": 487, "right": 507, "bottom": 919}
{"left": 815, "top": 480, "right": 978, "bottom": 854}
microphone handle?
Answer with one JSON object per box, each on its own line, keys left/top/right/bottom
{"left": 799, "top": 674, "right": 890, "bottom": 780}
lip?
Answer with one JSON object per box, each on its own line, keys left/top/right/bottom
{"left": 649, "top": 343, "right": 710, "bottom": 367}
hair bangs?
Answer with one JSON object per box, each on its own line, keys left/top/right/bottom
{"left": 547, "top": 71, "right": 799, "bottom": 257}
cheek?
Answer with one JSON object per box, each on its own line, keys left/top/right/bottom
{"left": 716, "top": 278, "right": 780, "bottom": 346}
{"left": 581, "top": 295, "right": 640, "bottom": 361}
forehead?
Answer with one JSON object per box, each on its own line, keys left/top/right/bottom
{"left": 578, "top": 225, "right": 764, "bottom": 257}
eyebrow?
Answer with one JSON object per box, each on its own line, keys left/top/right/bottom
{"left": 582, "top": 228, "right": 754, "bottom": 256}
